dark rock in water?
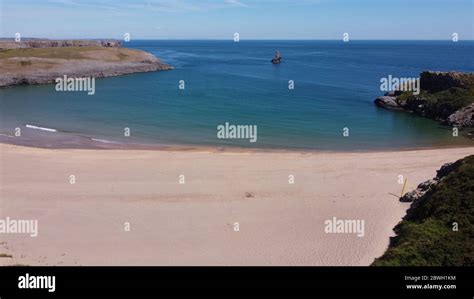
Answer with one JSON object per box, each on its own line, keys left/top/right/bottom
{"left": 271, "top": 50, "right": 282, "bottom": 64}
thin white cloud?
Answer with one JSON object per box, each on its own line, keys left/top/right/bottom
{"left": 224, "top": 0, "right": 248, "bottom": 8}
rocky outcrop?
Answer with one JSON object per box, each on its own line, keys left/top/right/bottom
{"left": 373, "top": 155, "right": 474, "bottom": 266}
{"left": 447, "top": 103, "right": 474, "bottom": 127}
{"left": 0, "top": 42, "right": 173, "bottom": 87}
{"left": 0, "top": 60, "right": 173, "bottom": 87}
{"left": 374, "top": 71, "right": 474, "bottom": 129}
{"left": 271, "top": 50, "right": 282, "bottom": 64}
{"left": 374, "top": 95, "right": 403, "bottom": 110}
{"left": 400, "top": 179, "right": 436, "bottom": 202}
{"left": 400, "top": 161, "right": 456, "bottom": 202}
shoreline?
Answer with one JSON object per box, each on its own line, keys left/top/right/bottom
{"left": 1, "top": 136, "right": 474, "bottom": 154}
{"left": 1, "top": 144, "right": 473, "bottom": 266}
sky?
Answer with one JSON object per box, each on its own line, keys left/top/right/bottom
{"left": 0, "top": 0, "right": 473, "bottom": 40}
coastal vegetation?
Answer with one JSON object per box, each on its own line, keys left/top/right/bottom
{"left": 375, "top": 71, "right": 474, "bottom": 133}
{"left": 373, "top": 155, "right": 474, "bottom": 266}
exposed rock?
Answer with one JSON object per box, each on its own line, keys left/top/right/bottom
{"left": 417, "top": 179, "right": 436, "bottom": 191}
{"left": 446, "top": 103, "right": 474, "bottom": 127}
{"left": 0, "top": 43, "right": 173, "bottom": 87}
{"left": 374, "top": 71, "right": 474, "bottom": 129}
{"left": 436, "top": 162, "right": 456, "bottom": 179}
{"left": 400, "top": 189, "right": 422, "bottom": 202}
{"left": 400, "top": 179, "right": 436, "bottom": 202}
{"left": 374, "top": 96, "right": 403, "bottom": 110}
{"left": 271, "top": 50, "right": 282, "bottom": 64}
{"left": 400, "top": 160, "right": 462, "bottom": 203}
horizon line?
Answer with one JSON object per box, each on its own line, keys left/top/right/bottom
{"left": 1, "top": 38, "right": 473, "bottom": 42}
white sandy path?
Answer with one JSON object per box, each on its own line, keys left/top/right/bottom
{"left": 0, "top": 144, "right": 472, "bottom": 266}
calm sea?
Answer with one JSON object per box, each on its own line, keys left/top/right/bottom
{"left": 0, "top": 40, "right": 473, "bottom": 150}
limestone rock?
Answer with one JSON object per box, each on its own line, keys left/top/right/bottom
{"left": 446, "top": 103, "right": 474, "bottom": 127}
{"left": 374, "top": 96, "right": 403, "bottom": 110}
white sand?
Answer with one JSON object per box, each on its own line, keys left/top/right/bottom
{"left": 0, "top": 144, "right": 472, "bottom": 266}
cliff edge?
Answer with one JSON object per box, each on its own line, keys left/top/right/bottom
{"left": 0, "top": 39, "right": 173, "bottom": 87}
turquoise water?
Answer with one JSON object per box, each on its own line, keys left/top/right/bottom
{"left": 0, "top": 40, "right": 473, "bottom": 150}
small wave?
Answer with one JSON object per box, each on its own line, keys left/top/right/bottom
{"left": 91, "top": 138, "right": 120, "bottom": 144}
{"left": 0, "top": 133, "right": 15, "bottom": 138}
{"left": 25, "top": 124, "right": 57, "bottom": 132}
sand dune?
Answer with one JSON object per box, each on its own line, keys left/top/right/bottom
{"left": 0, "top": 144, "right": 472, "bottom": 266}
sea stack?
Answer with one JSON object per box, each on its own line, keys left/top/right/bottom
{"left": 271, "top": 50, "right": 282, "bottom": 64}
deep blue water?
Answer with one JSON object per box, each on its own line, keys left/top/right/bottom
{"left": 0, "top": 40, "right": 473, "bottom": 150}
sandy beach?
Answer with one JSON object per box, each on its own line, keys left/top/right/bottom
{"left": 0, "top": 144, "right": 472, "bottom": 266}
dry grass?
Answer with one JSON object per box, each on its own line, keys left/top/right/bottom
{"left": 0, "top": 47, "right": 147, "bottom": 62}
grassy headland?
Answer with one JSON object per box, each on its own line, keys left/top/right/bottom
{"left": 0, "top": 39, "right": 173, "bottom": 87}
{"left": 373, "top": 155, "right": 474, "bottom": 266}
{"left": 375, "top": 71, "right": 474, "bottom": 137}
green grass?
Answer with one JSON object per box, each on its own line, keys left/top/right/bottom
{"left": 398, "top": 87, "right": 474, "bottom": 119}
{"left": 372, "top": 155, "right": 474, "bottom": 266}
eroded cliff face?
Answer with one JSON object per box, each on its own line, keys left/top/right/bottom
{"left": 374, "top": 71, "right": 474, "bottom": 129}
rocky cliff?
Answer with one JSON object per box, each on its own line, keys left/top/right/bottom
{"left": 374, "top": 71, "right": 474, "bottom": 129}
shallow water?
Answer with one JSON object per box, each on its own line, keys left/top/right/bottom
{"left": 0, "top": 40, "right": 473, "bottom": 150}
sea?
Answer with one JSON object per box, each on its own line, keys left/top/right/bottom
{"left": 0, "top": 40, "right": 473, "bottom": 150}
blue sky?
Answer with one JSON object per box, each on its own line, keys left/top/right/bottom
{"left": 1, "top": 0, "right": 472, "bottom": 40}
